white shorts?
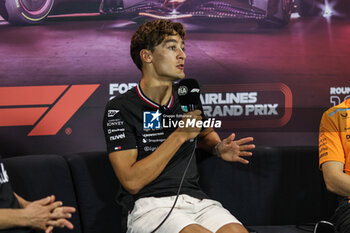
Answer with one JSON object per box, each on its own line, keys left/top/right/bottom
{"left": 127, "top": 194, "right": 242, "bottom": 233}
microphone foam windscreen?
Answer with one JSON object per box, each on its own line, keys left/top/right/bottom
{"left": 178, "top": 79, "right": 200, "bottom": 106}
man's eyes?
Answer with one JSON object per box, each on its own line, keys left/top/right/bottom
{"left": 168, "top": 46, "right": 185, "bottom": 51}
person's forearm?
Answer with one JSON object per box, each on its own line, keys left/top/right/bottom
{"left": 120, "top": 131, "right": 187, "bottom": 194}
{"left": 325, "top": 172, "right": 350, "bottom": 197}
{"left": 0, "top": 209, "right": 28, "bottom": 229}
{"left": 197, "top": 131, "right": 221, "bottom": 154}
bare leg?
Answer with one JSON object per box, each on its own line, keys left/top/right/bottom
{"left": 180, "top": 224, "right": 213, "bottom": 233}
{"left": 216, "top": 223, "right": 249, "bottom": 233}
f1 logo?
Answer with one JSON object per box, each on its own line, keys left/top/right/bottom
{"left": 0, "top": 84, "right": 100, "bottom": 136}
{"left": 143, "top": 110, "right": 161, "bottom": 130}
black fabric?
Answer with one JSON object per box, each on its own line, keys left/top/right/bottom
{"left": 0, "top": 228, "right": 34, "bottom": 233}
{"left": 64, "top": 152, "right": 122, "bottom": 233}
{"left": 332, "top": 197, "right": 350, "bottom": 233}
{"left": 0, "top": 157, "right": 33, "bottom": 233}
{"left": 197, "top": 146, "right": 338, "bottom": 226}
{"left": 0, "top": 162, "right": 20, "bottom": 209}
{"left": 3, "top": 155, "right": 82, "bottom": 233}
{"left": 247, "top": 225, "right": 311, "bottom": 233}
{"left": 103, "top": 84, "right": 207, "bottom": 213}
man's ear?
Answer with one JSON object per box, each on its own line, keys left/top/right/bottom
{"left": 140, "top": 49, "right": 152, "bottom": 64}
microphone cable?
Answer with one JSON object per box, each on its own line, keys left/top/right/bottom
{"left": 150, "top": 138, "right": 198, "bottom": 233}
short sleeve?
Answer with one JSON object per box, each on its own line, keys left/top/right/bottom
{"left": 103, "top": 100, "right": 137, "bottom": 153}
{"left": 319, "top": 111, "right": 345, "bottom": 168}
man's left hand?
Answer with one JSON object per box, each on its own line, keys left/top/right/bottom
{"left": 217, "top": 133, "right": 254, "bottom": 164}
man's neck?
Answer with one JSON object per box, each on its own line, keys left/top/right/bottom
{"left": 139, "top": 77, "right": 173, "bottom": 106}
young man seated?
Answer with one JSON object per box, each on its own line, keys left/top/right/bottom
{"left": 103, "top": 19, "right": 255, "bottom": 233}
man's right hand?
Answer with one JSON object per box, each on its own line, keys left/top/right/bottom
{"left": 175, "top": 110, "right": 202, "bottom": 142}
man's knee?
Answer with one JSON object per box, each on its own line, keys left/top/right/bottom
{"left": 216, "top": 223, "right": 249, "bottom": 233}
{"left": 180, "top": 224, "right": 212, "bottom": 233}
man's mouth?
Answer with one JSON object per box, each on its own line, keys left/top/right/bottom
{"left": 177, "top": 64, "right": 184, "bottom": 70}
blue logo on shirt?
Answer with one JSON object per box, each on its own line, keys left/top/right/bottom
{"left": 143, "top": 110, "right": 162, "bottom": 129}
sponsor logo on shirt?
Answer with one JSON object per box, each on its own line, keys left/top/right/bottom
{"left": 142, "top": 135, "right": 165, "bottom": 144}
{"left": 319, "top": 152, "right": 328, "bottom": 159}
{"left": 108, "top": 110, "right": 120, "bottom": 117}
{"left": 142, "top": 132, "right": 164, "bottom": 137}
{"left": 109, "top": 133, "right": 126, "bottom": 141}
{"left": 108, "top": 128, "right": 125, "bottom": 134}
{"left": 144, "top": 146, "right": 158, "bottom": 152}
{"left": 181, "top": 105, "right": 189, "bottom": 112}
{"left": 143, "top": 110, "right": 161, "bottom": 130}
{"left": 341, "top": 112, "right": 348, "bottom": 118}
{"left": 106, "top": 119, "right": 124, "bottom": 127}
{"left": 148, "top": 138, "right": 166, "bottom": 143}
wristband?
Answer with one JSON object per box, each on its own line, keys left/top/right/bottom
{"left": 214, "top": 142, "right": 221, "bottom": 158}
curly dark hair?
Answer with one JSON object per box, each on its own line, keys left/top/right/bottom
{"left": 130, "top": 19, "right": 186, "bottom": 71}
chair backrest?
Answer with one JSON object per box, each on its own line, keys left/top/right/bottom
{"left": 65, "top": 152, "right": 123, "bottom": 233}
{"left": 197, "top": 146, "right": 338, "bottom": 226}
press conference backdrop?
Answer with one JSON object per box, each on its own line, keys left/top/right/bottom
{"left": 0, "top": 21, "right": 349, "bottom": 156}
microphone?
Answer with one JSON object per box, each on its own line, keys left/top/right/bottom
{"left": 178, "top": 78, "right": 201, "bottom": 112}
